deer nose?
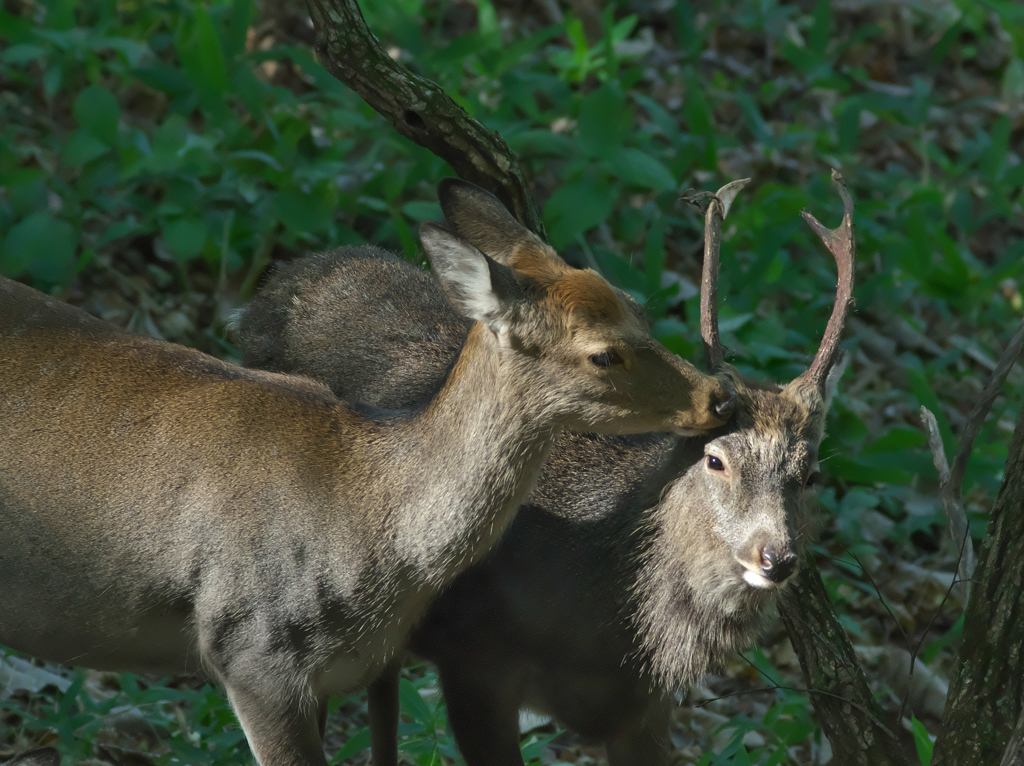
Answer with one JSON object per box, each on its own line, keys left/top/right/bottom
{"left": 713, "top": 389, "right": 736, "bottom": 420}
{"left": 760, "top": 548, "right": 798, "bottom": 583}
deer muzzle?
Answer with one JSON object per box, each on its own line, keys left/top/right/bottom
{"left": 737, "top": 541, "right": 799, "bottom": 589}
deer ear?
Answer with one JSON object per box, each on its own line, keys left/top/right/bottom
{"left": 420, "top": 222, "right": 519, "bottom": 332}
{"left": 438, "top": 178, "right": 563, "bottom": 267}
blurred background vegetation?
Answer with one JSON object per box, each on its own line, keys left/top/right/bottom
{"left": 1, "top": 0, "right": 1022, "bottom": 763}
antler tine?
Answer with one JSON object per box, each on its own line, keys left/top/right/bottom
{"left": 800, "top": 169, "right": 856, "bottom": 388}
{"left": 689, "top": 179, "right": 750, "bottom": 371}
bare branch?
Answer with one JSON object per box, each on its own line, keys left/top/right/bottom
{"left": 947, "top": 317, "right": 1024, "bottom": 494}
{"left": 921, "top": 405, "right": 975, "bottom": 604}
{"left": 304, "top": 0, "right": 546, "bottom": 238}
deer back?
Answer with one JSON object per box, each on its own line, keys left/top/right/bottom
{"left": 238, "top": 245, "right": 470, "bottom": 408}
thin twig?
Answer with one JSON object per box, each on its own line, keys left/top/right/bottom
{"left": 947, "top": 317, "right": 1024, "bottom": 494}
{"left": 921, "top": 405, "right": 976, "bottom": 604}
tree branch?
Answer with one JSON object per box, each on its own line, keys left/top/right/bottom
{"left": 779, "top": 556, "right": 912, "bottom": 765}
{"left": 304, "top": 0, "right": 546, "bottom": 239}
{"left": 921, "top": 406, "right": 976, "bottom": 604}
{"left": 934, "top": 398, "right": 1024, "bottom": 765}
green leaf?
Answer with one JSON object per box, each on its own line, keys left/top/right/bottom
{"left": 194, "top": 9, "right": 229, "bottom": 94}
{"left": 911, "top": 716, "right": 934, "bottom": 766}
{"left": 329, "top": 726, "right": 371, "bottom": 763}
{"left": 1, "top": 212, "right": 77, "bottom": 283}
{"left": 275, "top": 188, "right": 335, "bottom": 235}
{"left": 397, "top": 678, "right": 434, "bottom": 726}
{"left": 43, "top": 64, "right": 62, "bottom": 99}
{"left": 683, "top": 75, "right": 713, "bottom": 136}
{"left": 73, "top": 85, "right": 120, "bottom": 145}
{"left": 543, "top": 174, "right": 614, "bottom": 250}
{"left": 176, "top": 8, "right": 229, "bottom": 109}
{"left": 2, "top": 43, "right": 47, "bottom": 63}
{"left": 163, "top": 218, "right": 208, "bottom": 260}
{"left": 600, "top": 147, "right": 677, "bottom": 191}
{"left": 577, "top": 82, "right": 632, "bottom": 156}
{"left": 402, "top": 201, "right": 442, "bottom": 221}
{"left": 64, "top": 129, "right": 110, "bottom": 165}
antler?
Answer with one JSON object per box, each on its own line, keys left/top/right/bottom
{"left": 684, "top": 179, "right": 750, "bottom": 371}
{"left": 800, "top": 169, "right": 856, "bottom": 389}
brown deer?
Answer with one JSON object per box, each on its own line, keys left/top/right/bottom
{"left": 235, "top": 172, "right": 856, "bottom": 765}
{"left": 0, "top": 180, "right": 734, "bottom": 766}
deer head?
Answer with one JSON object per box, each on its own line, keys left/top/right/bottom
{"left": 635, "top": 170, "right": 855, "bottom": 688}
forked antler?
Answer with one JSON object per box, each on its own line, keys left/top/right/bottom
{"left": 691, "top": 170, "right": 855, "bottom": 386}
{"left": 684, "top": 178, "right": 750, "bottom": 371}
{"left": 799, "top": 169, "right": 856, "bottom": 390}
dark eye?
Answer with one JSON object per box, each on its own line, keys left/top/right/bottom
{"left": 805, "top": 471, "right": 821, "bottom": 487}
{"left": 707, "top": 455, "right": 725, "bottom": 472}
{"left": 590, "top": 349, "right": 623, "bottom": 368}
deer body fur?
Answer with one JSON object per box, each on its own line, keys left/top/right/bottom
{"left": 0, "top": 181, "right": 732, "bottom": 766}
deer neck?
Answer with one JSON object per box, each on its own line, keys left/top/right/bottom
{"left": 380, "top": 321, "right": 562, "bottom": 583}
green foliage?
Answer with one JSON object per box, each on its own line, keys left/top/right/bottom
{"left": 0, "top": 660, "right": 251, "bottom": 765}
{"left": 2, "top": 0, "right": 1023, "bottom": 763}
{"left": 911, "top": 715, "right": 935, "bottom": 766}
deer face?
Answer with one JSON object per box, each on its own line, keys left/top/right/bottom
{"left": 425, "top": 218, "right": 735, "bottom": 438}
{"left": 632, "top": 383, "right": 829, "bottom": 689}
{"left": 694, "top": 386, "right": 821, "bottom": 594}
{"left": 510, "top": 278, "right": 734, "bottom": 436}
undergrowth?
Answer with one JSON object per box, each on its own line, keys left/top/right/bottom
{"left": 1, "top": 0, "right": 1022, "bottom": 763}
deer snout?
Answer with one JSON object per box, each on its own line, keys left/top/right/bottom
{"left": 713, "top": 389, "right": 736, "bottom": 420}
{"left": 760, "top": 546, "right": 798, "bottom": 584}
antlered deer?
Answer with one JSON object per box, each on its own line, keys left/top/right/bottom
{"left": 0, "top": 180, "right": 734, "bottom": 766}
{"left": 236, "top": 172, "right": 855, "bottom": 765}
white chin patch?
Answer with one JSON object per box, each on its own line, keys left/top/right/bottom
{"left": 743, "top": 570, "right": 776, "bottom": 589}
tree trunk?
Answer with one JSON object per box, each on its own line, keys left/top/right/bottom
{"left": 779, "top": 556, "right": 912, "bottom": 765}
{"left": 934, "top": 403, "right": 1024, "bottom": 765}
{"left": 303, "top": 0, "right": 547, "bottom": 239}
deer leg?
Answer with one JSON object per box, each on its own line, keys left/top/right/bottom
{"left": 439, "top": 667, "right": 525, "bottom": 766}
{"left": 317, "top": 698, "right": 328, "bottom": 741}
{"left": 224, "top": 683, "right": 328, "bottom": 766}
{"left": 605, "top": 697, "right": 671, "bottom": 766}
{"left": 367, "top": 661, "right": 401, "bottom": 766}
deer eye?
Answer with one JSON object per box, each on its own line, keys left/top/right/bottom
{"left": 589, "top": 349, "right": 623, "bottom": 368}
{"left": 707, "top": 455, "right": 726, "bottom": 472}
{"left": 805, "top": 471, "right": 821, "bottom": 487}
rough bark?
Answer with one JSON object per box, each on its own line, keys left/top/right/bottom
{"left": 304, "top": 0, "right": 546, "bottom": 238}
{"left": 934, "top": 403, "right": 1024, "bottom": 766}
{"left": 779, "top": 556, "right": 912, "bottom": 765}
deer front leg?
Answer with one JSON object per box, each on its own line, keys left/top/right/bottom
{"left": 224, "top": 682, "right": 327, "bottom": 766}
{"left": 439, "top": 666, "right": 525, "bottom": 766}
{"left": 200, "top": 615, "right": 329, "bottom": 766}
{"left": 605, "top": 698, "right": 670, "bottom": 766}
{"left": 367, "top": 661, "right": 401, "bottom": 766}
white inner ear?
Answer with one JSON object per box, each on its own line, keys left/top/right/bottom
{"left": 423, "top": 228, "right": 503, "bottom": 329}
{"left": 823, "top": 349, "right": 849, "bottom": 410}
